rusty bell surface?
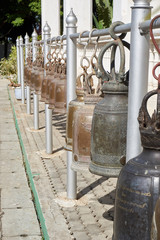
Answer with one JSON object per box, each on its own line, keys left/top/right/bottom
{"left": 72, "top": 94, "right": 102, "bottom": 171}
{"left": 65, "top": 87, "right": 84, "bottom": 151}
{"left": 113, "top": 87, "right": 160, "bottom": 240}
{"left": 89, "top": 36, "right": 129, "bottom": 177}
{"left": 52, "top": 63, "right": 67, "bottom": 113}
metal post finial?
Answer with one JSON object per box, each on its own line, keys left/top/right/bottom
{"left": 133, "top": 0, "right": 152, "bottom": 7}
{"left": 32, "top": 29, "right": 37, "bottom": 38}
{"left": 25, "top": 33, "right": 29, "bottom": 40}
{"left": 43, "top": 22, "right": 51, "bottom": 34}
{"left": 66, "top": 8, "right": 77, "bottom": 27}
{"left": 19, "top": 35, "right": 23, "bottom": 42}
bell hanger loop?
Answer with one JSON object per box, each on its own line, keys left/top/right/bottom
{"left": 108, "top": 21, "right": 126, "bottom": 40}
{"left": 150, "top": 15, "right": 160, "bottom": 55}
{"left": 150, "top": 15, "right": 160, "bottom": 117}
{"left": 77, "top": 31, "right": 91, "bottom": 71}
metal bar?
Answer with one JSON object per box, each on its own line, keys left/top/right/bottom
{"left": 43, "top": 15, "right": 160, "bottom": 45}
{"left": 66, "top": 9, "right": 77, "bottom": 200}
{"left": 126, "top": 0, "right": 152, "bottom": 162}
{"left": 25, "top": 33, "right": 31, "bottom": 115}
{"left": 16, "top": 38, "right": 21, "bottom": 85}
{"left": 43, "top": 22, "right": 53, "bottom": 154}
{"left": 19, "top": 36, "right": 25, "bottom": 104}
{"left": 25, "top": 33, "right": 29, "bottom": 63}
{"left": 140, "top": 18, "right": 160, "bottom": 32}
{"left": 33, "top": 93, "right": 39, "bottom": 130}
{"left": 26, "top": 86, "right": 31, "bottom": 114}
{"left": 45, "top": 104, "right": 53, "bottom": 153}
{"left": 32, "top": 29, "right": 39, "bottom": 130}
{"left": 70, "top": 23, "right": 131, "bottom": 39}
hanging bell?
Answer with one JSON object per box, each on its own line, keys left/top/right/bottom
{"left": 25, "top": 49, "right": 32, "bottom": 86}
{"left": 71, "top": 72, "right": 102, "bottom": 171}
{"left": 41, "top": 60, "right": 54, "bottom": 102}
{"left": 30, "top": 62, "right": 38, "bottom": 91}
{"left": 65, "top": 85, "right": 84, "bottom": 151}
{"left": 53, "top": 62, "right": 67, "bottom": 113}
{"left": 24, "top": 65, "right": 28, "bottom": 84}
{"left": 89, "top": 22, "right": 130, "bottom": 177}
{"left": 34, "top": 68, "right": 44, "bottom": 94}
{"left": 34, "top": 50, "right": 44, "bottom": 94}
{"left": 48, "top": 62, "right": 60, "bottom": 109}
{"left": 113, "top": 15, "right": 160, "bottom": 240}
{"left": 113, "top": 87, "right": 160, "bottom": 240}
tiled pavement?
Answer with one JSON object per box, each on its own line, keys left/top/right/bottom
{"left": 0, "top": 78, "right": 41, "bottom": 239}
{"left": 0, "top": 77, "right": 118, "bottom": 239}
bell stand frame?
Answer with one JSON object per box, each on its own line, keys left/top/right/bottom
{"left": 17, "top": 0, "right": 160, "bottom": 199}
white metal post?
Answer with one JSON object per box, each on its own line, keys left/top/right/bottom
{"left": 126, "top": 0, "right": 152, "bottom": 162}
{"left": 43, "top": 22, "right": 53, "bottom": 154}
{"left": 16, "top": 38, "right": 21, "bottom": 85}
{"left": 32, "top": 29, "right": 39, "bottom": 130}
{"left": 25, "top": 33, "right": 31, "bottom": 115}
{"left": 66, "top": 9, "right": 77, "bottom": 199}
{"left": 24, "top": 33, "right": 29, "bottom": 63}
{"left": 19, "top": 36, "right": 25, "bottom": 104}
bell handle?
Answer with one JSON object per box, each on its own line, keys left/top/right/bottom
{"left": 110, "top": 40, "right": 130, "bottom": 83}
{"left": 139, "top": 89, "right": 158, "bottom": 127}
{"left": 98, "top": 39, "right": 125, "bottom": 82}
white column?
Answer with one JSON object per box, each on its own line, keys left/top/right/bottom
{"left": 126, "top": 0, "right": 152, "bottom": 161}
{"left": 63, "top": 0, "right": 92, "bottom": 33}
{"left": 41, "top": 0, "right": 60, "bottom": 37}
{"left": 113, "top": 0, "right": 132, "bottom": 23}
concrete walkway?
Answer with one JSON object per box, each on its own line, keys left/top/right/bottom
{"left": 0, "top": 77, "right": 118, "bottom": 240}
{"left": 0, "top": 78, "right": 42, "bottom": 239}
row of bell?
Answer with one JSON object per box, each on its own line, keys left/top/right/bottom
{"left": 66, "top": 34, "right": 128, "bottom": 177}
{"left": 24, "top": 54, "right": 66, "bottom": 113}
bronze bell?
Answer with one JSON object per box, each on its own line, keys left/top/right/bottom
{"left": 113, "top": 86, "right": 160, "bottom": 239}
{"left": 30, "top": 63, "right": 38, "bottom": 91}
{"left": 24, "top": 65, "right": 28, "bottom": 84}
{"left": 26, "top": 66, "right": 32, "bottom": 86}
{"left": 113, "top": 15, "right": 160, "bottom": 240}
{"left": 41, "top": 71, "right": 53, "bottom": 102}
{"left": 53, "top": 62, "right": 67, "bottom": 113}
{"left": 65, "top": 87, "right": 84, "bottom": 151}
{"left": 25, "top": 50, "right": 32, "bottom": 86}
{"left": 89, "top": 23, "right": 130, "bottom": 177}
{"left": 34, "top": 68, "right": 44, "bottom": 94}
{"left": 41, "top": 61, "right": 54, "bottom": 102}
{"left": 71, "top": 72, "right": 102, "bottom": 171}
{"left": 48, "top": 69, "right": 59, "bottom": 108}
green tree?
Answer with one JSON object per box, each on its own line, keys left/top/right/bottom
{"left": 93, "top": 0, "right": 113, "bottom": 29}
{"left": 0, "top": 0, "right": 41, "bottom": 44}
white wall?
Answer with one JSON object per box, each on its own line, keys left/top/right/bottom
{"left": 41, "top": 0, "right": 60, "bottom": 37}
{"left": 63, "top": 0, "right": 93, "bottom": 33}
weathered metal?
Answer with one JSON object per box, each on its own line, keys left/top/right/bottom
{"left": 89, "top": 22, "right": 129, "bottom": 177}
{"left": 65, "top": 86, "right": 84, "bottom": 151}
{"left": 53, "top": 62, "right": 67, "bottom": 113}
{"left": 72, "top": 95, "right": 101, "bottom": 171}
{"left": 47, "top": 69, "right": 59, "bottom": 108}
{"left": 71, "top": 71, "right": 102, "bottom": 171}
{"left": 113, "top": 88, "right": 160, "bottom": 239}
{"left": 113, "top": 15, "right": 160, "bottom": 240}
{"left": 41, "top": 57, "right": 54, "bottom": 102}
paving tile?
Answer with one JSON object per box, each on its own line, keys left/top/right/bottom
{"left": 2, "top": 208, "right": 41, "bottom": 237}
{"left": 0, "top": 159, "right": 24, "bottom": 173}
{"left": 1, "top": 187, "right": 33, "bottom": 209}
{"left": 0, "top": 172, "right": 28, "bottom": 189}
{"left": 2, "top": 237, "right": 42, "bottom": 240}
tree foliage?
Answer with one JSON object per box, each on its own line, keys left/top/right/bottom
{"left": 0, "top": 0, "right": 41, "bottom": 43}
{"left": 93, "top": 0, "right": 113, "bottom": 29}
